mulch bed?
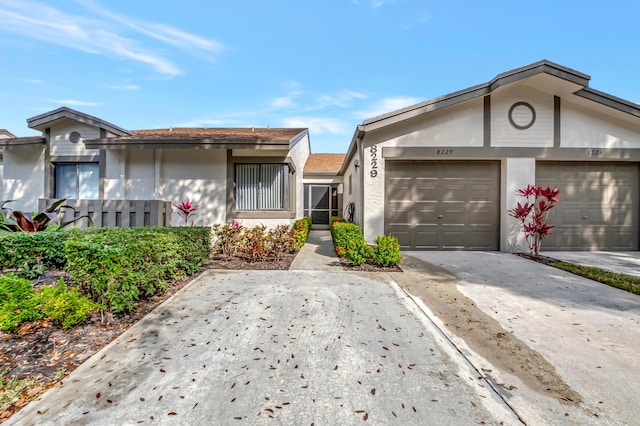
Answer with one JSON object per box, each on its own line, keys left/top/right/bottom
{"left": 515, "top": 252, "right": 563, "bottom": 266}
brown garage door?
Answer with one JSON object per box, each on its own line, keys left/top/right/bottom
{"left": 385, "top": 161, "right": 500, "bottom": 250}
{"left": 536, "top": 162, "right": 639, "bottom": 251}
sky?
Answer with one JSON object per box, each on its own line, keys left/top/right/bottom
{"left": 1, "top": 0, "right": 639, "bottom": 153}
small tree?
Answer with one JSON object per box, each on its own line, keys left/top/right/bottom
{"left": 508, "top": 185, "right": 560, "bottom": 256}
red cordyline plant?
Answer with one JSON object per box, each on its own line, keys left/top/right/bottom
{"left": 508, "top": 185, "right": 560, "bottom": 256}
{"left": 173, "top": 198, "right": 199, "bottom": 226}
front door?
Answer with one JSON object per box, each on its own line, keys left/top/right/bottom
{"left": 304, "top": 184, "right": 338, "bottom": 229}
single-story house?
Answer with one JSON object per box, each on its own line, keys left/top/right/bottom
{"left": 340, "top": 60, "right": 640, "bottom": 251}
{"left": 0, "top": 107, "right": 310, "bottom": 228}
{"left": 2, "top": 60, "right": 640, "bottom": 251}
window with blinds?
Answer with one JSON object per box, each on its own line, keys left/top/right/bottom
{"left": 235, "top": 164, "right": 289, "bottom": 210}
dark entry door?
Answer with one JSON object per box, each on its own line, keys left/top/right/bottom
{"left": 304, "top": 184, "right": 338, "bottom": 228}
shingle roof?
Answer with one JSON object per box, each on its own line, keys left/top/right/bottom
{"left": 304, "top": 154, "right": 346, "bottom": 173}
{"left": 126, "top": 128, "right": 306, "bottom": 142}
{"left": 83, "top": 127, "right": 309, "bottom": 150}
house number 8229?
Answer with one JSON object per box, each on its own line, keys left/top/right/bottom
{"left": 370, "top": 145, "right": 378, "bottom": 177}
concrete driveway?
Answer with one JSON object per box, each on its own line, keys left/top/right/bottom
{"left": 404, "top": 251, "right": 640, "bottom": 426}
{"left": 8, "top": 270, "right": 515, "bottom": 425}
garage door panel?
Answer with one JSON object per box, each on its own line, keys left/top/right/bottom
{"left": 537, "top": 162, "right": 639, "bottom": 251}
{"left": 385, "top": 160, "right": 499, "bottom": 250}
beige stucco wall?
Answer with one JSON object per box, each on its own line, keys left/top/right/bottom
{"left": 561, "top": 100, "right": 640, "bottom": 148}
{"left": 125, "top": 150, "right": 155, "bottom": 199}
{"left": 2, "top": 147, "right": 45, "bottom": 212}
{"left": 160, "top": 149, "right": 227, "bottom": 226}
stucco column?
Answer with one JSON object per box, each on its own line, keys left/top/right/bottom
{"left": 362, "top": 145, "right": 384, "bottom": 244}
{"left": 501, "top": 158, "right": 536, "bottom": 252}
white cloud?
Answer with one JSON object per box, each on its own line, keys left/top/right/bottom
{"left": 280, "top": 117, "right": 350, "bottom": 135}
{"left": 52, "top": 99, "right": 100, "bottom": 107}
{"left": 312, "top": 90, "right": 367, "bottom": 109}
{"left": 402, "top": 15, "right": 430, "bottom": 30}
{"left": 105, "top": 84, "right": 139, "bottom": 91}
{"left": 356, "top": 96, "right": 421, "bottom": 119}
{"left": 76, "top": 0, "right": 226, "bottom": 60}
{"left": 0, "top": 0, "right": 226, "bottom": 76}
{"left": 271, "top": 97, "right": 294, "bottom": 108}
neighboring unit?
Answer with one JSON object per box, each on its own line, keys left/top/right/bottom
{"left": 0, "top": 107, "right": 310, "bottom": 228}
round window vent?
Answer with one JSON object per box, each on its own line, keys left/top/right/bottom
{"left": 508, "top": 102, "right": 536, "bottom": 130}
{"left": 69, "top": 131, "right": 81, "bottom": 144}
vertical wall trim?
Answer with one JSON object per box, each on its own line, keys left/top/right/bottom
{"left": 226, "top": 150, "right": 234, "bottom": 223}
{"left": 483, "top": 95, "right": 491, "bottom": 147}
{"left": 554, "top": 96, "right": 561, "bottom": 147}
{"left": 44, "top": 128, "right": 53, "bottom": 197}
{"left": 154, "top": 149, "right": 163, "bottom": 200}
{"left": 99, "top": 149, "right": 106, "bottom": 199}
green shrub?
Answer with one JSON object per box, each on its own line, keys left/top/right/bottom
{"left": 239, "top": 225, "right": 269, "bottom": 262}
{"left": 213, "top": 220, "right": 244, "bottom": 259}
{"left": 267, "top": 225, "right": 297, "bottom": 261}
{"left": 36, "top": 279, "right": 102, "bottom": 329}
{"left": 373, "top": 235, "right": 402, "bottom": 267}
{"left": 292, "top": 217, "right": 311, "bottom": 250}
{"left": 0, "top": 274, "right": 42, "bottom": 332}
{"left": 330, "top": 216, "right": 345, "bottom": 225}
{"left": 65, "top": 227, "right": 210, "bottom": 313}
{"left": 0, "top": 231, "right": 74, "bottom": 278}
{"left": 331, "top": 222, "right": 373, "bottom": 265}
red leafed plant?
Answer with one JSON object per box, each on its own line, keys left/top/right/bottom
{"left": 508, "top": 185, "right": 560, "bottom": 256}
{"left": 173, "top": 198, "right": 199, "bottom": 226}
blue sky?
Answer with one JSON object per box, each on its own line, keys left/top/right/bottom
{"left": 1, "top": 0, "right": 639, "bottom": 153}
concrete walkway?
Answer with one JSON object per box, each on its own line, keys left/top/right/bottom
{"left": 289, "top": 230, "right": 343, "bottom": 271}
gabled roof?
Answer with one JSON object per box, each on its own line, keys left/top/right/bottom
{"left": 27, "top": 106, "right": 133, "bottom": 136}
{"left": 340, "top": 59, "right": 640, "bottom": 174}
{"left": 304, "top": 154, "right": 345, "bottom": 174}
{"left": 0, "top": 129, "right": 15, "bottom": 139}
{"left": 84, "top": 127, "right": 309, "bottom": 150}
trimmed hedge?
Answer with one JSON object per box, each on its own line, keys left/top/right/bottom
{"left": 293, "top": 217, "right": 312, "bottom": 250}
{"left": 65, "top": 227, "right": 211, "bottom": 313}
{"left": 330, "top": 220, "right": 402, "bottom": 267}
{"left": 0, "top": 231, "right": 75, "bottom": 278}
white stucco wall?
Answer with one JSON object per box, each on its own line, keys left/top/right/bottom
{"left": 161, "top": 149, "right": 227, "bottom": 226}
{"left": 2, "top": 147, "right": 45, "bottom": 212}
{"left": 125, "top": 150, "right": 155, "bottom": 199}
{"left": 50, "top": 120, "right": 100, "bottom": 157}
{"left": 561, "top": 100, "right": 640, "bottom": 148}
{"left": 104, "top": 150, "right": 125, "bottom": 199}
{"left": 501, "top": 158, "right": 536, "bottom": 252}
{"left": 491, "top": 86, "right": 553, "bottom": 147}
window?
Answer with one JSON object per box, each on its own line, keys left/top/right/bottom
{"left": 235, "top": 164, "right": 289, "bottom": 210}
{"left": 55, "top": 163, "right": 99, "bottom": 199}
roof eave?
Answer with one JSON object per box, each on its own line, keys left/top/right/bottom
{"left": 360, "top": 59, "right": 593, "bottom": 133}
{"left": 83, "top": 138, "right": 295, "bottom": 150}
{"left": 575, "top": 87, "right": 640, "bottom": 118}
{"left": 0, "top": 137, "right": 46, "bottom": 147}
